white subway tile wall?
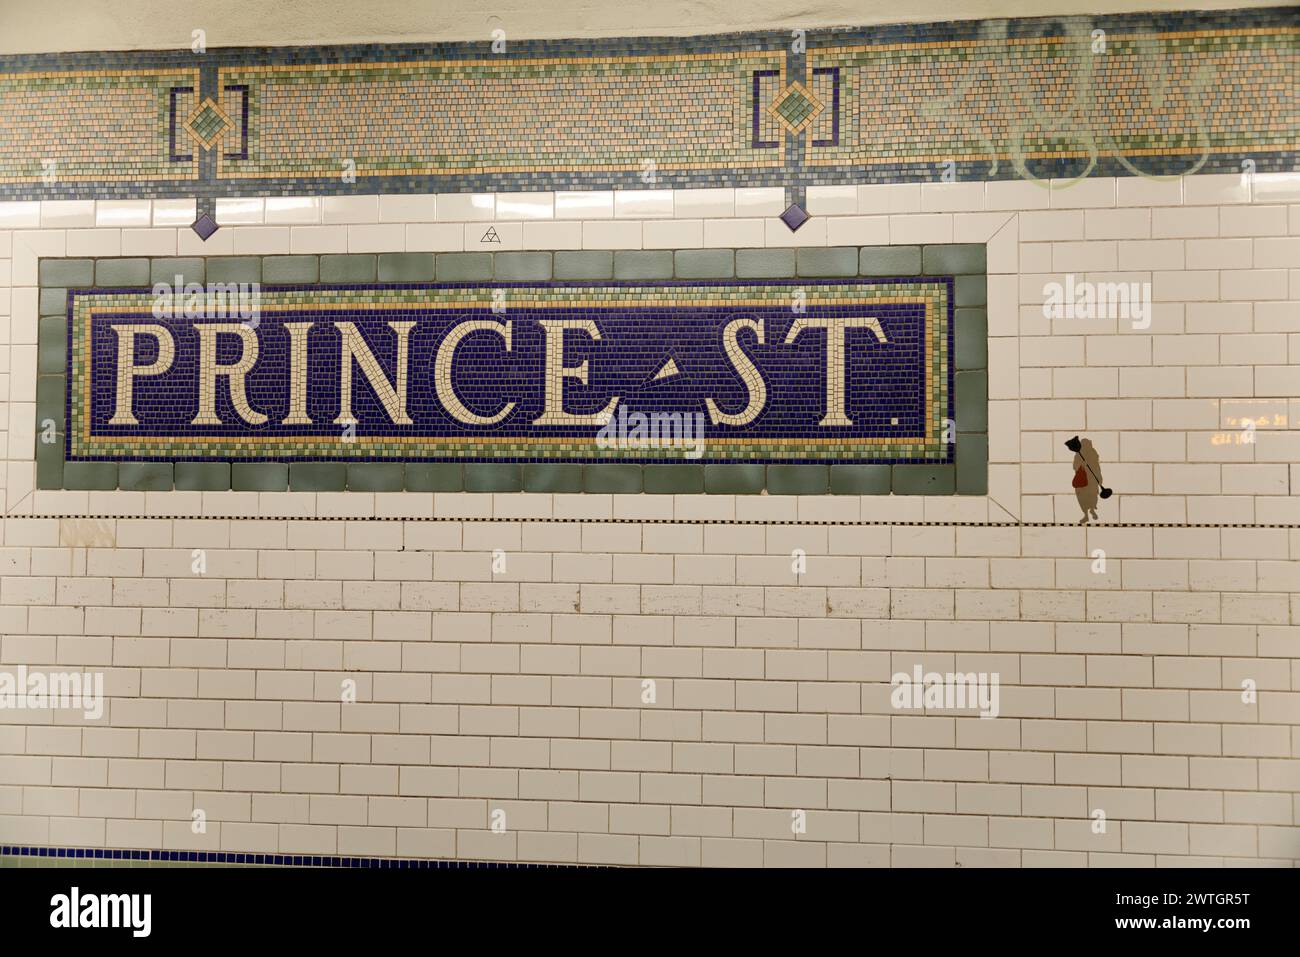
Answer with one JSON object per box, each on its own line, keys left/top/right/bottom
{"left": 0, "top": 175, "right": 1298, "bottom": 866}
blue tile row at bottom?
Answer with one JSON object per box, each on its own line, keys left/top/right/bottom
{"left": 0, "top": 844, "right": 585, "bottom": 869}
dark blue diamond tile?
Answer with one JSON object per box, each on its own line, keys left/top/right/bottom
{"left": 191, "top": 212, "right": 219, "bottom": 241}
{"left": 779, "top": 203, "right": 810, "bottom": 232}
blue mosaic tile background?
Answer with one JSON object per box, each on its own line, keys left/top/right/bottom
{"left": 76, "top": 285, "right": 939, "bottom": 465}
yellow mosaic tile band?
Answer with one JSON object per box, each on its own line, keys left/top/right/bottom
{"left": 219, "top": 52, "right": 786, "bottom": 179}
{"left": 0, "top": 69, "right": 201, "bottom": 184}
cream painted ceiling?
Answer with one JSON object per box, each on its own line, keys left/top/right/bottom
{"left": 0, "top": 0, "right": 1284, "bottom": 54}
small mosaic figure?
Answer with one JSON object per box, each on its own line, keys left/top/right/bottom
{"left": 1065, "top": 435, "right": 1111, "bottom": 525}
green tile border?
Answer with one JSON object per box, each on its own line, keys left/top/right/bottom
{"left": 36, "top": 246, "right": 987, "bottom": 495}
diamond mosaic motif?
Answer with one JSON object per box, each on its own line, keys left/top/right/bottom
{"left": 190, "top": 213, "right": 220, "bottom": 241}
{"left": 182, "top": 98, "right": 234, "bottom": 151}
{"left": 780, "top": 203, "right": 811, "bottom": 232}
{"left": 768, "top": 82, "right": 824, "bottom": 135}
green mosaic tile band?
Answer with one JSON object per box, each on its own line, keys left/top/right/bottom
{"left": 36, "top": 247, "right": 988, "bottom": 495}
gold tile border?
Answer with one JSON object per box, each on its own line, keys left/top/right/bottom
{"left": 72, "top": 290, "right": 944, "bottom": 455}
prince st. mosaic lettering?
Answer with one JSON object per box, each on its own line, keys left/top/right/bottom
{"left": 67, "top": 280, "right": 952, "bottom": 465}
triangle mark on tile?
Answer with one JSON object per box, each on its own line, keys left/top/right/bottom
{"left": 652, "top": 357, "right": 680, "bottom": 381}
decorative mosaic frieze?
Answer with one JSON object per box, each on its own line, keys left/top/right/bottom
{"left": 218, "top": 52, "right": 785, "bottom": 180}
{"left": 0, "top": 68, "right": 201, "bottom": 186}
{"left": 0, "top": 7, "right": 1294, "bottom": 200}
{"left": 35, "top": 247, "right": 988, "bottom": 495}
{"left": 810, "top": 27, "right": 1298, "bottom": 180}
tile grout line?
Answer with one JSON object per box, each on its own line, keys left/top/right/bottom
{"left": 7, "top": 514, "right": 1299, "bottom": 528}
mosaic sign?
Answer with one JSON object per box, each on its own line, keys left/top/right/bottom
{"left": 65, "top": 280, "right": 952, "bottom": 465}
